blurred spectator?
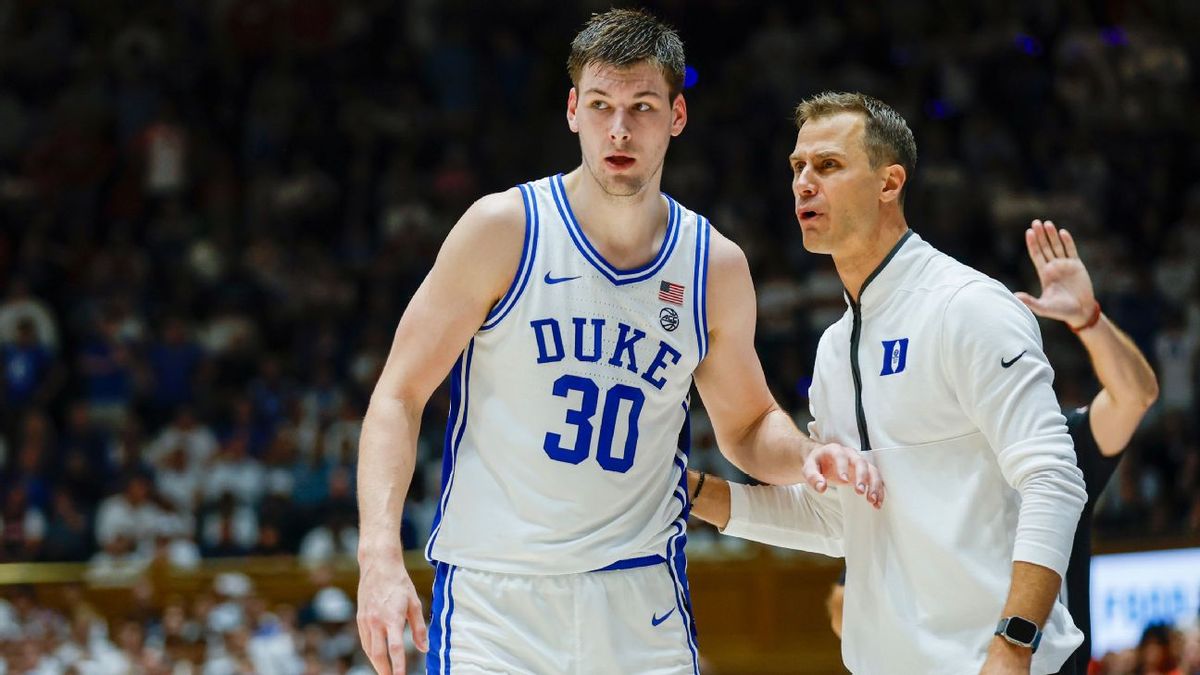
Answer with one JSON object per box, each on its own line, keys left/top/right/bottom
{"left": 57, "top": 400, "right": 112, "bottom": 489}
{"left": 77, "top": 310, "right": 138, "bottom": 430}
{"left": 154, "top": 444, "right": 201, "bottom": 515}
{"left": 1155, "top": 310, "right": 1198, "bottom": 418}
{"left": 297, "top": 501, "right": 358, "bottom": 569}
{"left": 146, "top": 406, "right": 219, "bottom": 469}
{"left": 200, "top": 493, "right": 258, "bottom": 557}
{"left": 1133, "top": 622, "right": 1184, "bottom": 675}
{"left": 144, "top": 316, "right": 208, "bottom": 425}
{"left": 0, "top": 278, "right": 58, "bottom": 351}
{"left": 204, "top": 435, "right": 266, "bottom": 506}
{"left": 94, "top": 472, "right": 168, "bottom": 554}
{"left": 0, "top": 485, "right": 45, "bottom": 561}
{"left": 39, "top": 489, "right": 90, "bottom": 562}
{"left": 0, "top": 318, "right": 62, "bottom": 412}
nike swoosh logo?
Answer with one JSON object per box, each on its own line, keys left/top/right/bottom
{"left": 651, "top": 608, "right": 676, "bottom": 627}
{"left": 1001, "top": 350, "right": 1027, "bottom": 368}
{"left": 544, "top": 272, "right": 582, "bottom": 285}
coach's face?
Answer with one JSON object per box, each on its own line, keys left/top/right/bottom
{"left": 791, "top": 112, "right": 890, "bottom": 256}
{"left": 567, "top": 60, "right": 687, "bottom": 198}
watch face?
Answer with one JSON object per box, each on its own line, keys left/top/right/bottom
{"left": 1006, "top": 617, "right": 1039, "bottom": 644}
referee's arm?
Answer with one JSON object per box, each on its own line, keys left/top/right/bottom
{"left": 1013, "top": 220, "right": 1158, "bottom": 456}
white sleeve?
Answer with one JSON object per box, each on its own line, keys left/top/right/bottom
{"left": 721, "top": 482, "right": 845, "bottom": 558}
{"left": 941, "top": 281, "right": 1086, "bottom": 575}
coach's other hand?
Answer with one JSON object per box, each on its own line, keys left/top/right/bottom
{"left": 804, "top": 443, "right": 884, "bottom": 508}
{"left": 357, "top": 546, "right": 428, "bottom": 675}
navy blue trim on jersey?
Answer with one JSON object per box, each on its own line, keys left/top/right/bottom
{"left": 549, "top": 173, "right": 680, "bottom": 285}
{"left": 481, "top": 183, "right": 541, "bottom": 331}
{"left": 667, "top": 522, "right": 699, "bottom": 674}
{"left": 427, "top": 562, "right": 456, "bottom": 674}
{"left": 425, "top": 339, "right": 475, "bottom": 561}
{"left": 592, "top": 554, "right": 667, "bottom": 572}
{"left": 664, "top": 404, "right": 699, "bottom": 673}
{"left": 691, "top": 216, "right": 712, "bottom": 361}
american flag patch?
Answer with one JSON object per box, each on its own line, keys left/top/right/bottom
{"left": 658, "top": 280, "right": 685, "bottom": 305}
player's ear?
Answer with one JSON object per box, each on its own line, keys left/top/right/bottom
{"left": 670, "top": 93, "right": 687, "bottom": 137}
{"left": 567, "top": 87, "right": 580, "bottom": 133}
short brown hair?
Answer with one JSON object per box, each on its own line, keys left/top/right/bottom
{"left": 567, "top": 9, "right": 686, "bottom": 101}
{"left": 795, "top": 92, "right": 918, "bottom": 200}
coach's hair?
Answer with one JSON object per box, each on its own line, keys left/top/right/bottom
{"left": 567, "top": 8, "right": 686, "bottom": 100}
{"left": 795, "top": 92, "right": 918, "bottom": 202}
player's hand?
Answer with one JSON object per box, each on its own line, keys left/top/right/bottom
{"left": 357, "top": 547, "right": 428, "bottom": 675}
{"left": 802, "top": 443, "right": 884, "bottom": 508}
{"left": 1014, "top": 219, "right": 1096, "bottom": 328}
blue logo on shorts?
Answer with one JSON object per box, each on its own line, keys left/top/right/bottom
{"left": 880, "top": 338, "right": 909, "bottom": 376}
{"left": 651, "top": 608, "right": 676, "bottom": 626}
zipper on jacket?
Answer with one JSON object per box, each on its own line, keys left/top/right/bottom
{"left": 846, "top": 230, "right": 914, "bottom": 454}
{"left": 849, "top": 297, "right": 872, "bottom": 452}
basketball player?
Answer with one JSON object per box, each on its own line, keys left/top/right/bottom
{"left": 686, "top": 93, "right": 1089, "bottom": 673}
{"left": 355, "top": 12, "right": 882, "bottom": 675}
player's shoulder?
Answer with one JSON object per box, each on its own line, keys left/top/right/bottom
{"left": 435, "top": 187, "right": 531, "bottom": 296}
{"left": 704, "top": 225, "right": 750, "bottom": 281}
{"left": 456, "top": 187, "right": 528, "bottom": 240}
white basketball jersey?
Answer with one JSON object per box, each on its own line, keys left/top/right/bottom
{"left": 426, "top": 173, "right": 712, "bottom": 574}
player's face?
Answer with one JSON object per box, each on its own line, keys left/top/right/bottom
{"left": 567, "top": 61, "right": 687, "bottom": 198}
{"left": 791, "top": 112, "right": 888, "bottom": 256}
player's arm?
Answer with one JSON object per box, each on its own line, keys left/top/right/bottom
{"left": 1015, "top": 220, "right": 1158, "bottom": 456}
{"left": 686, "top": 468, "right": 845, "bottom": 556}
{"left": 943, "top": 281, "right": 1087, "bottom": 669}
{"left": 693, "top": 232, "right": 882, "bottom": 506}
{"left": 356, "top": 188, "right": 526, "bottom": 675}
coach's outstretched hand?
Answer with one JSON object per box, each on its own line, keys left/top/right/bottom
{"left": 1014, "top": 219, "right": 1097, "bottom": 329}
{"left": 803, "top": 442, "right": 884, "bottom": 509}
{"left": 357, "top": 547, "right": 427, "bottom": 675}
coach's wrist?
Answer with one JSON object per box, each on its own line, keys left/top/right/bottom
{"left": 986, "top": 635, "right": 1034, "bottom": 668}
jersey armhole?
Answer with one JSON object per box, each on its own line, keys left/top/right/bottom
{"left": 480, "top": 183, "right": 540, "bottom": 331}
{"left": 691, "top": 216, "right": 712, "bottom": 361}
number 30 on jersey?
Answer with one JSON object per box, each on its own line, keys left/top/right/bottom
{"left": 543, "top": 375, "right": 645, "bottom": 473}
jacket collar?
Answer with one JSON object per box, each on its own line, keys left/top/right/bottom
{"left": 842, "top": 230, "right": 929, "bottom": 311}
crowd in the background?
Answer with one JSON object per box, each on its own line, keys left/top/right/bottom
{"left": 0, "top": 0, "right": 1198, "bottom": 669}
{"left": 0, "top": 573, "right": 395, "bottom": 674}
{"left": 0, "top": 580, "right": 1195, "bottom": 674}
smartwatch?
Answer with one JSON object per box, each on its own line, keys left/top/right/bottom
{"left": 994, "top": 616, "right": 1042, "bottom": 653}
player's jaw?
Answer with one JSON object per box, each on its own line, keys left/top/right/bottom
{"left": 585, "top": 146, "right": 662, "bottom": 198}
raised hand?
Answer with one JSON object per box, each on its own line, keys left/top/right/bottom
{"left": 1013, "top": 220, "right": 1096, "bottom": 328}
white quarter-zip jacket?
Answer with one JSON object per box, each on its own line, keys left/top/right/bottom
{"left": 723, "top": 231, "right": 1086, "bottom": 674}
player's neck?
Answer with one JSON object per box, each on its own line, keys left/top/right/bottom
{"left": 835, "top": 213, "right": 909, "bottom": 303}
{"left": 562, "top": 168, "right": 669, "bottom": 269}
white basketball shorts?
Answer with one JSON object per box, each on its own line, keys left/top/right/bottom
{"left": 425, "top": 556, "right": 699, "bottom": 674}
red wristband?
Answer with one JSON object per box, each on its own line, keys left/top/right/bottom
{"left": 1070, "top": 301, "right": 1101, "bottom": 333}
